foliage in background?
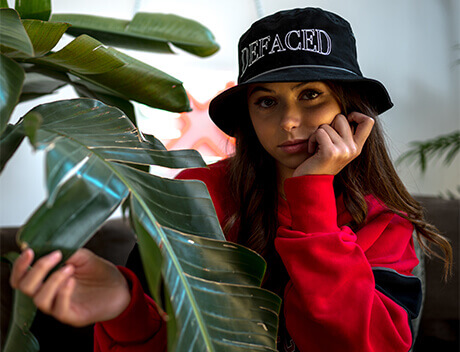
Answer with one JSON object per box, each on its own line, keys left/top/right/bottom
{"left": 396, "top": 131, "right": 459, "bottom": 173}
{"left": 396, "top": 130, "right": 460, "bottom": 199}
{"left": 0, "top": 1, "right": 281, "bottom": 351}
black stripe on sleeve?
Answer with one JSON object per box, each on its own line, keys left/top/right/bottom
{"left": 372, "top": 267, "right": 423, "bottom": 320}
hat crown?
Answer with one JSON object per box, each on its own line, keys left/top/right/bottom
{"left": 237, "top": 7, "right": 362, "bottom": 84}
{"left": 208, "top": 7, "right": 393, "bottom": 137}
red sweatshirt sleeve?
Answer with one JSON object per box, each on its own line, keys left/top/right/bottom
{"left": 94, "top": 267, "right": 167, "bottom": 352}
{"left": 275, "top": 175, "right": 420, "bottom": 352}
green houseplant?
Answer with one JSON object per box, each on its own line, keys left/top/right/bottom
{"left": 0, "top": 1, "right": 281, "bottom": 351}
{"left": 397, "top": 131, "right": 459, "bottom": 174}
{"left": 396, "top": 130, "right": 460, "bottom": 198}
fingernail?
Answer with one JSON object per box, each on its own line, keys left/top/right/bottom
{"left": 62, "top": 265, "right": 73, "bottom": 274}
{"left": 50, "top": 250, "right": 62, "bottom": 260}
{"left": 23, "top": 248, "right": 33, "bottom": 256}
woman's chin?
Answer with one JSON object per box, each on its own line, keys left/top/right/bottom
{"left": 276, "top": 154, "right": 311, "bottom": 177}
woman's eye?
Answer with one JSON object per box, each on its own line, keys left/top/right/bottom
{"left": 301, "top": 90, "right": 321, "bottom": 100}
{"left": 255, "top": 97, "right": 276, "bottom": 108}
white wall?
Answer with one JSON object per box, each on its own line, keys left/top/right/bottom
{"left": 1, "top": 0, "right": 458, "bottom": 226}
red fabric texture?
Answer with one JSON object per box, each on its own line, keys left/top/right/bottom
{"left": 94, "top": 267, "right": 167, "bottom": 352}
{"left": 94, "top": 159, "right": 418, "bottom": 352}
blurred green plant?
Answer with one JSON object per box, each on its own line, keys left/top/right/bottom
{"left": 396, "top": 131, "right": 460, "bottom": 173}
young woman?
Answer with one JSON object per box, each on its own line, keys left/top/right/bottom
{"left": 10, "top": 7, "right": 452, "bottom": 352}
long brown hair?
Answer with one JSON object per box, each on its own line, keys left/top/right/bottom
{"left": 225, "top": 81, "right": 452, "bottom": 288}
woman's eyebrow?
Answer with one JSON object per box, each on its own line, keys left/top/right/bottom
{"left": 247, "top": 86, "right": 274, "bottom": 97}
{"left": 292, "top": 82, "right": 313, "bottom": 90}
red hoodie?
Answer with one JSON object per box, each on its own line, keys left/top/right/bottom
{"left": 94, "top": 159, "right": 421, "bottom": 352}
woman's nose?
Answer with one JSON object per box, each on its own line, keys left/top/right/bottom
{"left": 279, "top": 105, "right": 302, "bottom": 131}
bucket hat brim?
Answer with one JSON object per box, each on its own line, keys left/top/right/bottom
{"left": 209, "top": 65, "right": 393, "bottom": 136}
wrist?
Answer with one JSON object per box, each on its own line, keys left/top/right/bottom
{"left": 115, "top": 274, "right": 132, "bottom": 317}
{"left": 283, "top": 175, "right": 340, "bottom": 233}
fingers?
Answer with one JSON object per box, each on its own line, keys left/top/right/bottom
{"left": 322, "top": 112, "right": 374, "bottom": 152}
{"left": 54, "top": 277, "right": 76, "bottom": 325}
{"left": 12, "top": 250, "right": 62, "bottom": 296}
{"left": 310, "top": 127, "right": 334, "bottom": 151}
{"left": 10, "top": 249, "right": 79, "bottom": 325}
{"left": 308, "top": 122, "right": 345, "bottom": 154}
{"left": 10, "top": 248, "right": 34, "bottom": 288}
{"left": 33, "top": 264, "right": 75, "bottom": 314}
{"left": 347, "top": 111, "right": 375, "bottom": 147}
{"left": 331, "top": 114, "right": 354, "bottom": 143}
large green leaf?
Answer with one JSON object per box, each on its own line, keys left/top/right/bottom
{"left": 6, "top": 98, "right": 280, "bottom": 351}
{"left": 50, "top": 14, "right": 173, "bottom": 54}
{"left": 22, "top": 19, "right": 70, "bottom": 57}
{"left": 72, "top": 84, "right": 137, "bottom": 125}
{"left": 0, "top": 0, "right": 9, "bottom": 8}
{"left": 0, "top": 54, "right": 25, "bottom": 134}
{"left": 14, "top": 99, "right": 213, "bottom": 258}
{"left": 15, "top": 0, "right": 51, "bottom": 21}
{"left": 0, "top": 124, "right": 25, "bottom": 173}
{"left": 131, "top": 205, "right": 280, "bottom": 351}
{"left": 31, "top": 34, "right": 126, "bottom": 75}
{"left": 74, "top": 49, "right": 191, "bottom": 112}
{"left": 19, "top": 143, "right": 130, "bottom": 260}
{"left": 51, "top": 12, "right": 219, "bottom": 57}
{"left": 27, "top": 35, "right": 190, "bottom": 112}
{"left": 0, "top": 8, "right": 34, "bottom": 57}
{"left": 114, "top": 163, "right": 222, "bottom": 238}
{"left": 2, "top": 252, "right": 39, "bottom": 352}
{"left": 19, "top": 71, "right": 67, "bottom": 102}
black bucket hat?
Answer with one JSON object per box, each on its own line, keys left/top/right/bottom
{"left": 209, "top": 7, "right": 393, "bottom": 136}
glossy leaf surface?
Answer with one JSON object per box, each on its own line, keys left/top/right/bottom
{"left": 74, "top": 48, "right": 191, "bottom": 112}
{"left": 50, "top": 12, "right": 219, "bottom": 57}
{"left": 131, "top": 201, "right": 280, "bottom": 351}
{"left": 16, "top": 99, "right": 207, "bottom": 261}
{"left": 6, "top": 98, "right": 280, "bottom": 351}
{"left": 0, "top": 54, "right": 25, "bottom": 134}
{"left": 26, "top": 35, "right": 190, "bottom": 112}
{"left": 72, "top": 84, "right": 137, "bottom": 124}
{"left": 115, "top": 163, "right": 223, "bottom": 239}
{"left": 0, "top": 8, "right": 34, "bottom": 57}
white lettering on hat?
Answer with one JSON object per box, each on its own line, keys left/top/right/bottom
{"left": 302, "top": 29, "right": 317, "bottom": 52}
{"left": 240, "top": 29, "right": 332, "bottom": 75}
{"left": 248, "top": 39, "right": 261, "bottom": 67}
{"left": 269, "top": 34, "right": 286, "bottom": 54}
{"left": 241, "top": 47, "right": 249, "bottom": 75}
{"left": 259, "top": 36, "right": 271, "bottom": 58}
{"left": 245, "top": 36, "right": 272, "bottom": 74}
{"left": 285, "top": 30, "right": 301, "bottom": 50}
{"left": 317, "top": 29, "right": 332, "bottom": 55}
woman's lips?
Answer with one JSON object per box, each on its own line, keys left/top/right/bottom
{"left": 278, "top": 139, "right": 309, "bottom": 154}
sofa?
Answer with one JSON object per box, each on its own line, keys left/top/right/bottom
{"left": 1, "top": 196, "right": 458, "bottom": 351}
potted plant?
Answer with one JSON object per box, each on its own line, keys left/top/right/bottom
{"left": 0, "top": 1, "right": 281, "bottom": 351}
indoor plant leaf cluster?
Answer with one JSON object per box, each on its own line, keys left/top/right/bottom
{"left": 0, "top": 1, "right": 281, "bottom": 351}
{"left": 396, "top": 130, "right": 460, "bottom": 173}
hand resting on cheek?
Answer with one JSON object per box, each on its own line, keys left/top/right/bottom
{"left": 293, "top": 112, "right": 375, "bottom": 177}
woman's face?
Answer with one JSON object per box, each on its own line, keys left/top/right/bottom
{"left": 247, "top": 81, "right": 342, "bottom": 178}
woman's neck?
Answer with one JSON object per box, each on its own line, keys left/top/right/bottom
{"left": 276, "top": 164, "right": 295, "bottom": 199}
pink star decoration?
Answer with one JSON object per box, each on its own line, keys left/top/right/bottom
{"left": 164, "top": 82, "right": 236, "bottom": 160}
